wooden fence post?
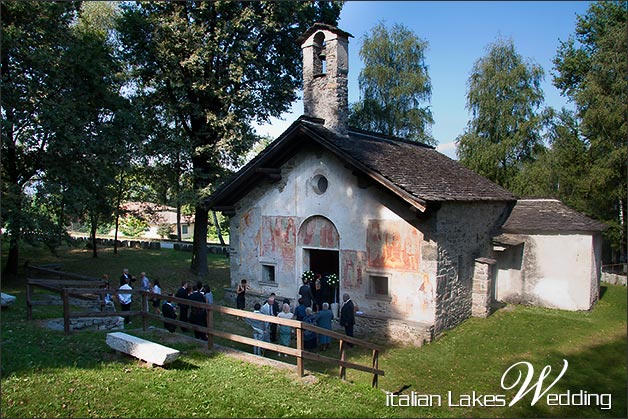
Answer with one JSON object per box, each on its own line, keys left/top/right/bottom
{"left": 26, "top": 280, "right": 33, "bottom": 321}
{"left": 142, "top": 292, "right": 148, "bottom": 331}
{"left": 296, "top": 326, "right": 304, "bottom": 377}
{"left": 339, "top": 340, "right": 347, "bottom": 380}
{"left": 206, "top": 307, "right": 214, "bottom": 350}
{"left": 62, "top": 288, "right": 70, "bottom": 335}
{"left": 371, "top": 349, "right": 379, "bottom": 388}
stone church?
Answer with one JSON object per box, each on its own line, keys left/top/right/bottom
{"left": 207, "top": 23, "right": 605, "bottom": 345}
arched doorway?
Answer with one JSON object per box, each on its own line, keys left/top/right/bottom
{"left": 298, "top": 216, "right": 340, "bottom": 307}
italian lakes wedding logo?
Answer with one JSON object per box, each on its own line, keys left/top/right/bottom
{"left": 386, "top": 359, "right": 612, "bottom": 411}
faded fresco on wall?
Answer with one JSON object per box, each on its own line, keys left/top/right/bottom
{"left": 298, "top": 216, "right": 339, "bottom": 248}
{"left": 417, "top": 272, "right": 435, "bottom": 313}
{"left": 237, "top": 207, "right": 261, "bottom": 266}
{"left": 261, "top": 216, "right": 297, "bottom": 270}
{"left": 341, "top": 250, "right": 367, "bottom": 290}
{"left": 366, "top": 220, "right": 421, "bottom": 271}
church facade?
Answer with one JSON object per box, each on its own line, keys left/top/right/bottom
{"left": 207, "top": 24, "right": 605, "bottom": 345}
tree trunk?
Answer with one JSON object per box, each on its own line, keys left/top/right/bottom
{"left": 4, "top": 235, "right": 19, "bottom": 275}
{"left": 190, "top": 205, "right": 209, "bottom": 276}
{"left": 175, "top": 154, "right": 183, "bottom": 242}
{"left": 176, "top": 204, "right": 182, "bottom": 242}
{"left": 113, "top": 172, "right": 124, "bottom": 254}
{"left": 212, "top": 210, "right": 225, "bottom": 246}
{"left": 90, "top": 214, "right": 99, "bottom": 258}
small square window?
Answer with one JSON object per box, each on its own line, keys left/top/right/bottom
{"left": 369, "top": 275, "right": 389, "bottom": 296}
{"left": 181, "top": 225, "right": 188, "bottom": 235}
{"left": 262, "top": 265, "right": 275, "bottom": 282}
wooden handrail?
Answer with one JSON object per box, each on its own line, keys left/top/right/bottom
{"left": 30, "top": 282, "right": 385, "bottom": 387}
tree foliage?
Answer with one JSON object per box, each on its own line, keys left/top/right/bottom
{"left": 1, "top": 1, "right": 80, "bottom": 273}
{"left": 552, "top": 1, "right": 627, "bottom": 257}
{"left": 513, "top": 109, "right": 590, "bottom": 203}
{"left": 117, "top": 1, "right": 342, "bottom": 275}
{"left": 456, "top": 38, "right": 548, "bottom": 191}
{"left": 349, "top": 22, "right": 434, "bottom": 144}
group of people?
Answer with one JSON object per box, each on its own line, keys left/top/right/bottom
{"left": 103, "top": 269, "right": 357, "bottom": 354}
{"left": 297, "top": 274, "right": 335, "bottom": 312}
{"left": 101, "top": 269, "right": 163, "bottom": 324}
{"left": 299, "top": 275, "right": 357, "bottom": 344}
{"left": 238, "top": 276, "right": 357, "bottom": 356}
{"left": 164, "top": 280, "right": 214, "bottom": 340}
{"left": 243, "top": 292, "right": 335, "bottom": 356}
{"left": 103, "top": 269, "right": 215, "bottom": 336}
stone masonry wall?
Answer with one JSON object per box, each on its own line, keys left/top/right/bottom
{"left": 471, "top": 258, "right": 496, "bottom": 317}
{"left": 302, "top": 28, "right": 349, "bottom": 135}
{"left": 434, "top": 202, "right": 511, "bottom": 334}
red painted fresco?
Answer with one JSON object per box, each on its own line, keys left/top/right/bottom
{"left": 261, "top": 216, "right": 297, "bottom": 269}
{"left": 366, "top": 220, "right": 421, "bottom": 271}
{"left": 341, "top": 250, "right": 366, "bottom": 289}
{"left": 298, "top": 216, "right": 339, "bottom": 248}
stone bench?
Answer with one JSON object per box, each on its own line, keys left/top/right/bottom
{"left": 1, "top": 293, "right": 16, "bottom": 307}
{"left": 106, "top": 332, "right": 180, "bottom": 366}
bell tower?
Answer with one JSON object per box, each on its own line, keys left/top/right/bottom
{"left": 301, "top": 23, "right": 352, "bottom": 136}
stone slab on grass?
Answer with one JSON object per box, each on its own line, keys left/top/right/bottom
{"left": 1, "top": 293, "right": 16, "bottom": 307}
{"left": 106, "top": 332, "right": 180, "bottom": 366}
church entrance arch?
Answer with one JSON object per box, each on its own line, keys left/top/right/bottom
{"left": 298, "top": 216, "right": 340, "bottom": 306}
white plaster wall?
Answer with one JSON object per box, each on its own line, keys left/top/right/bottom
{"left": 495, "top": 242, "right": 524, "bottom": 302}
{"left": 229, "top": 145, "right": 437, "bottom": 324}
{"left": 502, "top": 234, "right": 596, "bottom": 310}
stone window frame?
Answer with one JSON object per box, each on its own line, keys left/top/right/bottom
{"left": 365, "top": 269, "right": 392, "bottom": 301}
{"left": 259, "top": 262, "right": 277, "bottom": 286}
{"left": 311, "top": 174, "right": 329, "bottom": 195}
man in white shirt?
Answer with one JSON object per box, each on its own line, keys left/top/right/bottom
{"left": 118, "top": 278, "right": 133, "bottom": 325}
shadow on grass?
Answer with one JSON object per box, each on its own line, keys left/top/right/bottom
{"left": 497, "top": 336, "right": 626, "bottom": 418}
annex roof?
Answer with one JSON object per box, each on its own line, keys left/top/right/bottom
{"left": 501, "top": 198, "right": 607, "bottom": 233}
{"left": 207, "top": 117, "right": 516, "bottom": 212}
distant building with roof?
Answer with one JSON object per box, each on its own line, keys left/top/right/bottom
{"left": 118, "top": 202, "right": 194, "bottom": 240}
{"left": 207, "top": 24, "right": 606, "bottom": 345}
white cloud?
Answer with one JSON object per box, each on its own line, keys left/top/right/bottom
{"left": 436, "top": 141, "right": 458, "bottom": 160}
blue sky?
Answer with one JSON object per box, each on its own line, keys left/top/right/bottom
{"left": 254, "top": 1, "right": 592, "bottom": 159}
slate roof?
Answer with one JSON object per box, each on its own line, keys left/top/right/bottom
{"left": 207, "top": 117, "right": 516, "bottom": 211}
{"left": 501, "top": 198, "right": 607, "bottom": 233}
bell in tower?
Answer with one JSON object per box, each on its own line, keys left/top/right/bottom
{"left": 301, "top": 23, "right": 353, "bottom": 136}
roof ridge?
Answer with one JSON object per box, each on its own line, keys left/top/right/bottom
{"left": 347, "top": 126, "right": 435, "bottom": 149}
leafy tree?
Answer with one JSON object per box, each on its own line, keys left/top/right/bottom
{"left": 41, "top": 1, "right": 142, "bottom": 259}
{"left": 552, "top": 1, "right": 627, "bottom": 259}
{"left": 1, "top": 1, "right": 79, "bottom": 273}
{"left": 514, "top": 108, "right": 590, "bottom": 203}
{"left": 117, "top": 1, "right": 342, "bottom": 275}
{"left": 140, "top": 109, "right": 196, "bottom": 242}
{"left": 157, "top": 223, "right": 174, "bottom": 240}
{"left": 349, "top": 22, "right": 434, "bottom": 144}
{"left": 456, "top": 38, "right": 548, "bottom": 191}
{"left": 119, "top": 214, "right": 150, "bottom": 238}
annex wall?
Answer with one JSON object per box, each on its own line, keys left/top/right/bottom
{"left": 497, "top": 233, "right": 597, "bottom": 310}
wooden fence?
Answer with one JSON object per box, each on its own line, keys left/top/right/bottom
{"left": 25, "top": 275, "right": 385, "bottom": 387}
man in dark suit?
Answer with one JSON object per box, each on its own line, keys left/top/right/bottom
{"left": 162, "top": 298, "right": 177, "bottom": 333}
{"left": 340, "top": 293, "right": 355, "bottom": 346}
{"left": 175, "top": 281, "right": 190, "bottom": 333}
{"left": 119, "top": 268, "right": 133, "bottom": 287}
{"left": 299, "top": 278, "right": 315, "bottom": 309}
{"left": 188, "top": 281, "right": 208, "bottom": 341}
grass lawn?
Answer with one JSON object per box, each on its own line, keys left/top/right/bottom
{"left": 1, "top": 242, "right": 626, "bottom": 418}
